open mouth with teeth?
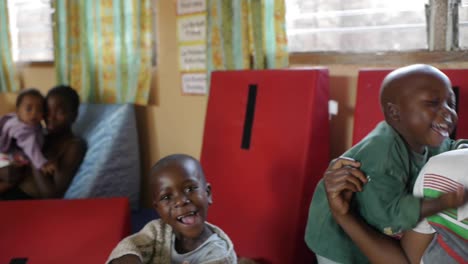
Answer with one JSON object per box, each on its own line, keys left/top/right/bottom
{"left": 176, "top": 211, "right": 199, "bottom": 225}
{"left": 431, "top": 122, "right": 450, "bottom": 137}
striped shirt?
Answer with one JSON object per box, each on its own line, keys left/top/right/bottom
{"left": 413, "top": 148, "right": 468, "bottom": 263}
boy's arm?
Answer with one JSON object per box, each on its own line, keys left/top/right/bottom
{"left": 333, "top": 213, "right": 411, "bottom": 264}
{"left": 361, "top": 139, "right": 468, "bottom": 233}
{"left": 420, "top": 187, "right": 468, "bottom": 219}
{"left": 106, "top": 221, "right": 158, "bottom": 264}
{"left": 325, "top": 157, "right": 411, "bottom": 264}
{"left": 354, "top": 165, "right": 421, "bottom": 233}
{"left": 401, "top": 227, "right": 434, "bottom": 264}
{"left": 326, "top": 158, "right": 438, "bottom": 264}
{"left": 334, "top": 211, "right": 435, "bottom": 264}
{"left": 356, "top": 147, "right": 465, "bottom": 234}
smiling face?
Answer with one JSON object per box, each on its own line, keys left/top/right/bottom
{"left": 389, "top": 72, "right": 457, "bottom": 153}
{"left": 151, "top": 158, "right": 212, "bottom": 242}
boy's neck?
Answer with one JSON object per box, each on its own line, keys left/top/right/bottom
{"left": 46, "top": 129, "right": 74, "bottom": 146}
{"left": 174, "top": 224, "right": 214, "bottom": 254}
{"left": 387, "top": 121, "right": 427, "bottom": 154}
{"left": 49, "top": 127, "right": 73, "bottom": 137}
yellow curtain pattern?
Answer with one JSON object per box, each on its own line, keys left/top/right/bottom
{"left": 207, "top": 0, "right": 288, "bottom": 72}
{"left": 53, "top": 0, "right": 153, "bottom": 104}
{"left": 0, "top": 0, "right": 19, "bottom": 93}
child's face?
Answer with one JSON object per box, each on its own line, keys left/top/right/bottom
{"left": 396, "top": 74, "right": 457, "bottom": 152}
{"left": 45, "top": 95, "right": 75, "bottom": 134}
{"left": 151, "top": 161, "right": 212, "bottom": 241}
{"left": 17, "top": 95, "right": 44, "bottom": 126}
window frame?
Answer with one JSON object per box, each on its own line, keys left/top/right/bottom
{"left": 289, "top": 50, "right": 468, "bottom": 66}
{"left": 7, "top": 0, "right": 55, "bottom": 63}
{"left": 285, "top": 0, "right": 430, "bottom": 53}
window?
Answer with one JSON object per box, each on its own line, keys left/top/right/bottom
{"left": 286, "top": 0, "right": 428, "bottom": 53}
{"left": 7, "top": 0, "right": 54, "bottom": 62}
{"left": 459, "top": 0, "right": 468, "bottom": 48}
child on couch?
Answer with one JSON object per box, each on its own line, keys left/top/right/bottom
{"left": 0, "top": 88, "right": 55, "bottom": 174}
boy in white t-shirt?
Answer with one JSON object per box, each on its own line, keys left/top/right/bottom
{"left": 411, "top": 148, "right": 467, "bottom": 263}
{"left": 107, "top": 154, "right": 237, "bottom": 264}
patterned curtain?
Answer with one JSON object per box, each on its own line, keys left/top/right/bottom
{"left": 207, "top": 0, "right": 288, "bottom": 72}
{"left": 0, "top": 0, "right": 18, "bottom": 93}
{"left": 53, "top": 0, "right": 152, "bottom": 104}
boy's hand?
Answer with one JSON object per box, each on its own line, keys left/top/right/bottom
{"left": 110, "top": 254, "right": 142, "bottom": 264}
{"left": 324, "top": 157, "right": 368, "bottom": 216}
{"left": 40, "top": 161, "right": 57, "bottom": 175}
{"left": 439, "top": 186, "right": 468, "bottom": 209}
{"left": 422, "top": 187, "right": 468, "bottom": 219}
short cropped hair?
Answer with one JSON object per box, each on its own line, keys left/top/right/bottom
{"left": 150, "top": 154, "right": 206, "bottom": 185}
{"left": 46, "top": 85, "right": 80, "bottom": 113}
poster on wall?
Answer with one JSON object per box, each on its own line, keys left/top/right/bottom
{"left": 176, "top": 0, "right": 207, "bottom": 95}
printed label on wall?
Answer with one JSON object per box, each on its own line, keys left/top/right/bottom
{"left": 179, "top": 45, "right": 206, "bottom": 71}
{"left": 177, "top": 0, "right": 207, "bottom": 95}
{"left": 182, "top": 73, "right": 207, "bottom": 94}
{"left": 177, "top": 15, "right": 206, "bottom": 42}
{"left": 177, "top": 0, "right": 206, "bottom": 15}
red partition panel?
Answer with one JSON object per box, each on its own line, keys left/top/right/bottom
{"left": 353, "top": 69, "right": 468, "bottom": 144}
{"left": 0, "top": 198, "right": 130, "bottom": 264}
{"left": 201, "top": 69, "right": 330, "bottom": 263}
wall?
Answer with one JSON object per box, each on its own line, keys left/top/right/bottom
{"left": 16, "top": 1, "right": 208, "bottom": 208}
{"left": 10, "top": 1, "right": 207, "bottom": 207}
{"left": 19, "top": 63, "right": 56, "bottom": 94}
{"left": 137, "top": 0, "right": 208, "bottom": 207}
{"left": 290, "top": 52, "right": 468, "bottom": 158}
{"left": 13, "top": 3, "right": 468, "bottom": 207}
{"left": 0, "top": 92, "right": 18, "bottom": 115}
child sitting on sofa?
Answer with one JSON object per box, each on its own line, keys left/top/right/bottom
{"left": 0, "top": 85, "right": 86, "bottom": 199}
{"left": 107, "top": 154, "right": 237, "bottom": 264}
{"left": 0, "top": 88, "right": 55, "bottom": 174}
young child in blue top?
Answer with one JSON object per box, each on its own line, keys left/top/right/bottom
{"left": 305, "top": 64, "right": 468, "bottom": 264}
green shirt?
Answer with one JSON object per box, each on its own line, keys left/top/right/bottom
{"left": 305, "top": 121, "right": 456, "bottom": 264}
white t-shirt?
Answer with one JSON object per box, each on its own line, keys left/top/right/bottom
{"left": 413, "top": 148, "right": 468, "bottom": 234}
{"left": 412, "top": 149, "right": 468, "bottom": 263}
{"left": 171, "top": 233, "right": 229, "bottom": 264}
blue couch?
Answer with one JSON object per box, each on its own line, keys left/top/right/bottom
{"left": 64, "top": 104, "right": 141, "bottom": 210}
